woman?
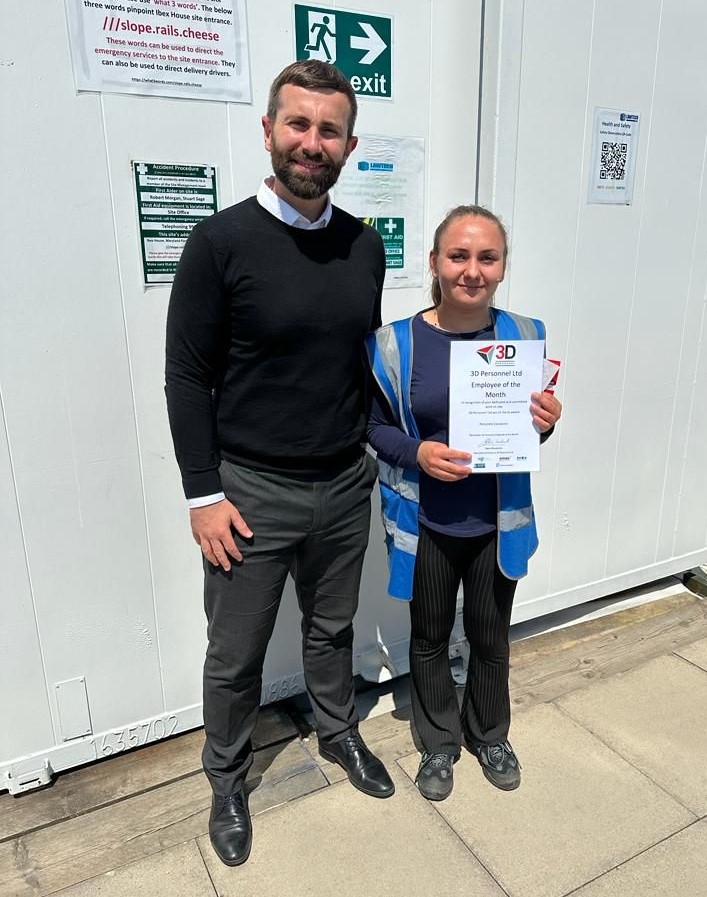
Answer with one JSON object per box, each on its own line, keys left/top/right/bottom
{"left": 366, "top": 205, "right": 561, "bottom": 801}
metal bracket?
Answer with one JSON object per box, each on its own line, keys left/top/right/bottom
{"left": 683, "top": 566, "right": 707, "bottom": 599}
{"left": 4, "top": 760, "right": 53, "bottom": 796}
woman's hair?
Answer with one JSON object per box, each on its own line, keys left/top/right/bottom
{"left": 430, "top": 205, "right": 508, "bottom": 307}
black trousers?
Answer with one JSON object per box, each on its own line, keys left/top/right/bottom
{"left": 409, "top": 524, "right": 517, "bottom": 756}
{"left": 202, "top": 454, "right": 377, "bottom": 796}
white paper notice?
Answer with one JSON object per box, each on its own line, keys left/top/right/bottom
{"left": 133, "top": 161, "right": 218, "bottom": 285}
{"left": 64, "top": 0, "right": 251, "bottom": 103}
{"left": 588, "top": 107, "right": 640, "bottom": 204}
{"left": 448, "top": 340, "right": 545, "bottom": 473}
{"left": 332, "top": 135, "right": 425, "bottom": 289}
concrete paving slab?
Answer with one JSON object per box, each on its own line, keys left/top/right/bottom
{"left": 674, "top": 635, "right": 707, "bottom": 672}
{"left": 397, "top": 703, "right": 694, "bottom": 897}
{"left": 53, "top": 841, "right": 216, "bottom": 897}
{"left": 199, "top": 765, "right": 505, "bottom": 897}
{"left": 556, "top": 654, "right": 707, "bottom": 814}
{"left": 572, "top": 817, "right": 707, "bottom": 896}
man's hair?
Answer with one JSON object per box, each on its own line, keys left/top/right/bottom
{"left": 267, "top": 61, "right": 358, "bottom": 138}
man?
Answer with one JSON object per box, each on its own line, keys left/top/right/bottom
{"left": 165, "top": 60, "right": 393, "bottom": 868}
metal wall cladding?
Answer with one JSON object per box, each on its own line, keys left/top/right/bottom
{"left": 479, "top": 0, "right": 707, "bottom": 619}
{"left": 0, "top": 0, "right": 481, "bottom": 783}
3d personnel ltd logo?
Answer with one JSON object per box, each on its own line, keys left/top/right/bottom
{"left": 477, "top": 343, "right": 517, "bottom": 365}
{"left": 477, "top": 345, "right": 495, "bottom": 365}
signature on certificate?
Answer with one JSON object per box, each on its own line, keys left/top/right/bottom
{"left": 479, "top": 436, "right": 511, "bottom": 450}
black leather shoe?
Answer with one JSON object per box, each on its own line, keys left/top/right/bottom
{"left": 209, "top": 788, "right": 252, "bottom": 866}
{"left": 319, "top": 732, "right": 395, "bottom": 798}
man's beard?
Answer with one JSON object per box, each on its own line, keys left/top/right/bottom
{"left": 270, "top": 142, "right": 344, "bottom": 200}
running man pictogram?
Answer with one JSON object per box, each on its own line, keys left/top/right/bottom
{"left": 305, "top": 14, "right": 335, "bottom": 62}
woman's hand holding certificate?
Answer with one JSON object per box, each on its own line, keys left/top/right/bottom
{"left": 416, "top": 440, "right": 472, "bottom": 481}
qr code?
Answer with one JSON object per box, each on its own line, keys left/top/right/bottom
{"left": 600, "top": 141, "right": 628, "bottom": 180}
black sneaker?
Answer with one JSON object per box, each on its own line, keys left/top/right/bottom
{"left": 415, "top": 752, "right": 456, "bottom": 801}
{"left": 473, "top": 741, "right": 521, "bottom": 791}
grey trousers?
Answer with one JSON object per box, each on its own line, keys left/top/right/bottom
{"left": 202, "top": 453, "right": 377, "bottom": 796}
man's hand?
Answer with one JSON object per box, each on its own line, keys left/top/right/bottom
{"left": 416, "top": 441, "right": 471, "bottom": 481}
{"left": 530, "top": 391, "right": 563, "bottom": 433}
{"left": 190, "top": 499, "right": 252, "bottom": 571}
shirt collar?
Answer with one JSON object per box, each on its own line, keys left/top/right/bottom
{"left": 257, "top": 177, "right": 332, "bottom": 229}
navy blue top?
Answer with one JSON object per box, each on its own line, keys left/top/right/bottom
{"left": 367, "top": 313, "right": 497, "bottom": 537}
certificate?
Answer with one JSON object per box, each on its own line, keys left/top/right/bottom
{"left": 448, "top": 340, "right": 545, "bottom": 473}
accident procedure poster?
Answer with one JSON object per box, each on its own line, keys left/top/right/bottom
{"left": 133, "top": 161, "right": 218, "bottom": 285}
{"left": 332, "top": 135, "right": 425, "bottom": 289}
{"left": 65, "top": 0, "right": 251, "bottom": 102}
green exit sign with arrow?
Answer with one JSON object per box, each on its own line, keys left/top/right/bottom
{"left": 294, "top": 5, "right": 392, "bottom": 99}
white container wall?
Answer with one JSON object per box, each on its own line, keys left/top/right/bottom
{"left": 0, "top": 0, "right": 482, "bottom": 792}
{"left": 478, "top": 0, "right": 707, "bottom": 621}
{"left": 2, "top": 0, "right": 706, "bottom": 791}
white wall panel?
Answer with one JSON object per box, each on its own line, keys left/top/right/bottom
{"left": 422, "top": 0, "right": 481, "bottom": 319}
{"left": 656, "top": 157, "right": 707, "bottom": 559}
{"left": 672, "top": 296, "right": 707, "bottom": 553}
{"left": 609, "top": 0, "right": 707, "bottom": 571}
{"left": 12, "top": 462, "right": 164, "bottom": 732}
{"left": 504, "top": 0, "right": 596, "bottom": 599}
{"left": 0, "top": 411, "right": 54, "bottom": 761}
{"left": 100, "top": 91, "right": 235, "bottom": 712}
{"left": 481, "top": 0, "right": 707, "bottom": 621}
{"left": 2, "top": 0, "right": 164, "bottom": 748}
{"left": 547, "top": 0, "right": 662, "bottom": 591}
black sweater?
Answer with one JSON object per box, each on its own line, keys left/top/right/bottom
{"left": 165, "top": 197, "right": 385, "bottom": 498}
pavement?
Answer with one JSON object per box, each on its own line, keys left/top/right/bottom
{"left": 21, "top": 588, "right": 707, "bottom": 897}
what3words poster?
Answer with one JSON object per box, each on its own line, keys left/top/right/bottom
{"left": 65, "top": 0, "right": 251, "bottom": 102}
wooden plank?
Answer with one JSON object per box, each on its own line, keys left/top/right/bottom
{"left": 511, "top": 592, "right": 701, "bottom": 663}
{"left": 509, "top": 593, "right": 707, "bottom": 711}
{"left": 0, "top": 739, "right": 324, "bottom": 897}
{"left": 0, "top": 705, "right": 298, "bottom": 843}
{"left": 0, "top": 730, "right": 204, "bottom": 846}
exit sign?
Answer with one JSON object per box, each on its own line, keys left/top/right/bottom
{"left": 294, "top": 5, "right": 392, "bottom": 99}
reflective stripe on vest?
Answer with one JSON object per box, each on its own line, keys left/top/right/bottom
{"left": 383, "top": 521, "right": 419, "bottom": 554}
{"left": 378, "top": 459, "right": 420, "bottom": 502}
{"left": 499, "top": 505, "right": 533, "bottom": 532}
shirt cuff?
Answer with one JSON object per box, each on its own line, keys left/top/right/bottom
{"left": 187, "top": 492, "right": 226, "bottom": 509}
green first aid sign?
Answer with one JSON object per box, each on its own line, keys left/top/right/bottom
{"left": 363, "top": 217, "right": 404, "bottom": 269}
{"left": 294, "top": 5, "right": 392, "bottom": 98}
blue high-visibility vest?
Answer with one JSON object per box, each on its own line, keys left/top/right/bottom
{"left": 366, "top": 307, "right": 545, "bottom": 600}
